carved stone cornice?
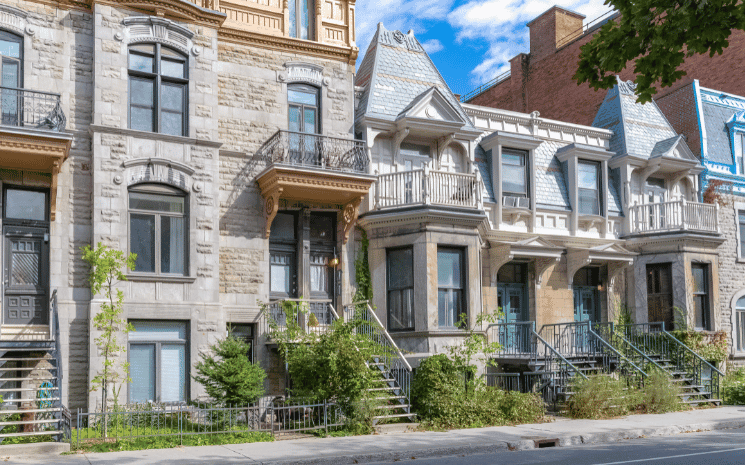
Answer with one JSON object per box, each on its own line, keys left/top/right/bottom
{"left": 96, "top": 0, "right": 226, "bottom": 28}
{"left": 219, "top": 27, "right": 359, "bottom": 65}
{"left": 256, "top": 165, "right": 375, "bottom": 241}
{"left": 0, "top": 127, "right": 73, "bottom": 221}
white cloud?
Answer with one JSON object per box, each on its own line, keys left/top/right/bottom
{"left": 421, "top": 39, "right": 444, "bottom": 54}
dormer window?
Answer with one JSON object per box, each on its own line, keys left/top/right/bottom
{"left": 289, "top": 0, "right": 313, "bottom": 40}
{"left": 738, "top": 133, "right": 745, "bottom": 175}
{"left": 578, "top": 161, "right": 601, "bottom": 215}
{"left": 502, "top": 149, "right": 528, "bottom": 199}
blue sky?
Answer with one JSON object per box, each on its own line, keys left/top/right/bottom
{"left": 356, "top": 0, "right": 614, "bottom": 97}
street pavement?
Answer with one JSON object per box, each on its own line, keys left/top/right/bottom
{"left": 3, "top": 406, "right": 745, "bottom": 464}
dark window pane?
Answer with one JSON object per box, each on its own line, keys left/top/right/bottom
{"left": 388, "top": 248, "right": 413, "bottom": 289}
{"left": 270, "top": 213, "right": 295, "bottom": 240}
{"left": 161, "top": 111, "right": 183, "bottom": 136}
{"left": 400, "top": 143, "right": 430, "bottom": 158}
{"left": 692, "top": 265, "right": 706, "bottom": 293}
{"left": 131, "top": 213, "right": 155, "bottom": 273}
{"left": 161, "top": 216, "right": 185, "bottom": 274}
{"left": 288, "top": 88, "right": 318, "bottom": 106}
{"left": 130, "top": 107, "right": 154, "bottom": 132}
{"left": 161, "top": 58, "right": 185, "bottom": 79}
{"left": 129, "top": 53, "right": 154, "bottom": 72}
{"left": 309, "top": 214, "right": 334, "bottom": 241}
{"left": 130, "top": 192, "right": 184, "bottom": 213}
{"left": 130, "top": 78, "right": 155, "bottom": 106}
{"left": 6, "top": 189, "right": 45, "bottom": 220}
{"left": 161, "top": 83, "right": 184, "bottom": 111}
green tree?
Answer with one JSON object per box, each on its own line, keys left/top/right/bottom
{"left": 82, "top": 243, "right": 136, "bottom": 429}
{"left": 574, "top": 1, "right": 745, "bottom": 103}
{"left": 193, "top": 335, "right": 266, "bottom": 405}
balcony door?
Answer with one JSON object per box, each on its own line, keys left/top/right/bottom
{"left": 3, "top": 188, "right": 49, "bottom": 326}
{"left": 288, "top": 84, "right": 319, "bottom": 165}
{"left": 646, "top": 178, "right": 667, "bottom": 229}
{"left": 0, "top": 31, "right": 22, "bottom": 126}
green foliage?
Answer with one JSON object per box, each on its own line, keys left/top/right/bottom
{"left": 567, "top": 372, "right": 683, "bottom": 419}
{"left": 567, "top": 375, "right": 634, "bottom": 419}
{"left": 636, "top": 370, "right": 682, "bottom": 414}
{"left": 352, "top": 227, "right": 372, "bottom": 303}
{"left": 73, "top": 429, "right": 272, "bottom": 452}
{"left": 193, "top": 335, "right": 266, "bottom": 405}
{"left": 723, "top": 367, "right": 745, "bottom": 405}
{"left": 412, "top": 355, "right": 544, "bottom": 429}
{"left": 446, "top": 310, "right": 503, "bottom": 378}
{"left": 82, "top": 243, "right": 137, "bottom": 408}
{"left": 669, "top": 329, "right": 729, "bottom": 365}
{"left": 614, "top": 303, "right": 633, "bottom": 327}
{"left": 574, "top": 1, "right": 745, "bottom": 103}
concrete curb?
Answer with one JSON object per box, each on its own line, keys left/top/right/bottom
{"left": 262, "top": 418, "right": 745, "bottom": 465}
{"left": 0, "top": 442, "right": 70, "bottom": 458}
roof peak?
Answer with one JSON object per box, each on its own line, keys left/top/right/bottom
{"left": 375, "top": 22, "right": 423, "bottom": 52}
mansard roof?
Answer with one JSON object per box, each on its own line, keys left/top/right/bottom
{"left": 699, "top": 87, "right": 745, "bottom": 166}
{"left": 355, "top": 23, "right": 477, "bottom": 133}
{"left": 592, "top": 77, "right": 679, "bottom": 161}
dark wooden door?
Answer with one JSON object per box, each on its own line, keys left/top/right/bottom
{"left": 647, "top": 263, "right": 673, "bottom": 328}
{"left": 4, "top": 226, "right": 48, "bottom": 325}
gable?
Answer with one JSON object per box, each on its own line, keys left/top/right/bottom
{"left": 397, "top": 87, "right": 467, "bottom": 125}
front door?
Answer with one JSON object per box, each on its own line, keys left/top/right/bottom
{"left": 497, "top": 263, "right": 528, "bottom": 353}
{"left": 573, "top": 287, "right": 597, "bottom": 323}
{"left": 647, "top": 263, "right": 673, "bottom": 329}
{"left": 3, "top": 226, "right": 48, "bottom": 325}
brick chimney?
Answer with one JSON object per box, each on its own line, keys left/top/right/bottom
{"left": 527, "top": 6, "right": 585, "bottom": 62}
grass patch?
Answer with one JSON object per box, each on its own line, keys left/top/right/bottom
{"left": 71, "top": 429, "right": 272, "bottom": 452}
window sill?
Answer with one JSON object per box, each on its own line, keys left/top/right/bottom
{"left": 127, "top": 274, "right": 196, "bottom": 284}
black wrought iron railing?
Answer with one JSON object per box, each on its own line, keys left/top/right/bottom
{"left": 619, "top": 323, "right": 723, "bottom": 400}
{"left": 254, "top": 130, "right": 368, "bottom": 173}
{"left": 0, "top": 86, "right": 66, "bottom": 132}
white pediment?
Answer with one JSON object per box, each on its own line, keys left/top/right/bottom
{"left": 397, "top": 87, "right": 467, "bottom": 125}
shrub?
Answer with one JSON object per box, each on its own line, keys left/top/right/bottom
{"left": 637, "top": 370, "right": 682, "bottom": 414}
{"left": 412, "top": 355, "right": 544, "bottom": 429}
{"left": 193, "top": 335, "right": 266, "bottom": 405}
{"left": 723, "top": 367, "right": 745, "bottom": 405}
{"left": 566, "top": 375, "right": 634, "bottom": 419}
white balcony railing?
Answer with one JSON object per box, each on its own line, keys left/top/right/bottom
{"left": 628, "top": 199, "right": 719, "bottom": 234}
{"left": 374, "top": 168, "right": 483, "bottom": 210}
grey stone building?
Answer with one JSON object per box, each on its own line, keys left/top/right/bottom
{"left": 0, "top": 0, "right": 362, "bottom": 421}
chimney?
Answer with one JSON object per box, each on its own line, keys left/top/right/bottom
{"left": 527, "top": 6, "right": 585, "bottom": 62}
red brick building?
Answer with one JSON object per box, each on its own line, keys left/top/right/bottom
{"left": 464, "top": 6, "right": 745, "bottom": 127}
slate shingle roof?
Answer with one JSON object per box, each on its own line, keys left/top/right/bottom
{"left": 702, "top": 100, "right": 737, "bottom": 165}
{"left": 355, "top": 23, "right": 476, "bottom": 131}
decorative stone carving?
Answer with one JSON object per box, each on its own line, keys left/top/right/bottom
{"left": 122, "top": 17, "right": 194, "bottom": 55}
{"left": 263, "top": 188, "right": 283, "bottom": 239}
{"left": 279, "top": 62, "right": 327, "bottom": 87}
{"left": 342, "top": 198, "right": 362, "bottom": 243}
{"left": 0, "top": 5, "right": 26, "bottom": 36}
{"left": 122, "top": 158, "right": 194, "bottom": 191}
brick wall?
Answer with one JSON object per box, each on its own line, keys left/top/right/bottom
{"left": 468, "top": 14, "right": 745, "bottom": 127}
{"left": 655, "top": 83, "right": 702, "bottom": 158}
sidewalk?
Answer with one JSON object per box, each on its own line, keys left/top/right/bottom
{"left": 6, "top": 406, "right": 745, "bottom": 464}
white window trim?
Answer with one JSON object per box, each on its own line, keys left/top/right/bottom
{"left": 730, "top": 288, "right": 745, "bottom": 355}
{"left": 735, "top": 201, "right": 745, "bottom": 264}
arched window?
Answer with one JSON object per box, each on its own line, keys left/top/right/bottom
{"left": 289, "top": 0, "right": 313, "bottom": 40}
{"left": 129, "top": 184, "right": 187, "bottom": 275}
{"left": 128, "top": 44, "right": 188, "bottom": 136}
{"left": 736, "top": 295, "right": 745, "bottom": 351}
{"left": 288, "top": 83, "right": 319, "bottom": 134}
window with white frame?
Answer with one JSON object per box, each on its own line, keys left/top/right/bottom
{"left": 129, "top": 184, "right": 187, "bottom": 276}
{"left": 289, "top": 0, "right": 313, "bottom": 40}
{"left": 739, "top": 210, "right": 745, "bottom": 259}
{"left": 502, "top": 149, "right": 528, "bottom": 199}
{"left": 129, "top": 320, "right": 188, "bottom": 403}
{"left": 738, "top": 133, "right": 745, "bottom": 175}
{"left": 578, "top": 161, "right": 601, "bottom": 215}
{"left": 736, "top": 296, "right": 745, "bottom": 352}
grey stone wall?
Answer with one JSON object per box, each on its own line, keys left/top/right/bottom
{"left": 718, "top": 195, "right": 745, "bottom": 364}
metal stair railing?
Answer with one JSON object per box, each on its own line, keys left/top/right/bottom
{"left": 585, "top": 323, "right": 649, "bottom": 386}
{"left": 533, "top": 330, "right": 587, "bottom": 405}
{"left": 619, "top": 323, "right": 723, "bottom": 400}
{"left": 591, "top": 322, "right": 668, "bottom": 377}
{"left": 341, "top": 301, "right": 413, "bottom": 407}
{"left": 50, "top": 289, "right": 68, "bottom": 442}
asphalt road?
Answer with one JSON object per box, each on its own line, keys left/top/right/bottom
{"left": 369, "top": 428, "right": 745, "bottom": 465}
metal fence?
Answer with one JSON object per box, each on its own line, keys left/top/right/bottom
{"left": 73, "top": 399, "right": 345, "bottom": 447}
{"left": 0, "top": 86, "right": 66, "bottom": 131}
{"left": 253, "top": 130, "right": 368, "bottom": 173}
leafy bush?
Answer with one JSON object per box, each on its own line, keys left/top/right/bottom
{"left": 566, "top": 375, "right": 633, "bottom": 419}
{"left": 636, "top": 370, "right": 682, "bottom": 414}
{"left": 669, "top": 329, "right": 728, "bottom": 366}
{"left": 412, "top": 355, "right": 544, "bottom": 429}
{"left": 723, "top": 367, "right": 745, "bottom": 405}
{"left": 193, "top": 335, "right": 266, "bottom": 405}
